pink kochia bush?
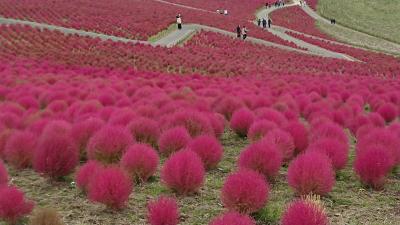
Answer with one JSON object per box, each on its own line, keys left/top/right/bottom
{"left": 281, "top": 198, "right": 328, "bottom": 225}
{"left": 75, "top": 160, "right": 104, "bottom": 192}
{"left": 283, "top": 121, "right": 309, "bottom": 154}
{"left": 187, "top": 135, "right": 223, "bottom": 170}
{"left": 0, "top": 161, "right": 8, "bottom": 185}
{"left": 307, "top": 138, "right": 349, "bottom": 171}
{"left": 238, "top": 140, "right": 283, "bottom": 180}
{"left": 356, "top": 127, "right": 400, "bottom": 166}
{"left": 87, "top": 125, "right": 134, "bottom": 164}
{"left": 121, "top": 144, "right": 159, "bottom": 182}
{"left": 158, "top": 127, "right": 191, "bottom": 156}
{"left": 0, "top": 185, "right": 34, "bottom": 225}
{"left": 247, "top": 120, "right": 278, "bottom": 142}
{"left": 230, "top": 108, "right": 255, "bottom": 137}
{"left": 377, "top": 102, "right": 398, "bottom": 123}
{"left": 128, "top": 118, "right": 160, "bottom": 147}
{"left": 287, "top": 152, "right": 335, "bottom": 196}
{"left": 147, "top": 196, "right": 179, "bottom": 225}
{"left": 4, "top": 131, "right": 37, "bottom": 169}
{"left": 88, "top": 166, "right": 133, "bottom": 210}
{"left": 263, "top": 128, "right": 295, "bottom": 161}
{"left": 209, "top": 212, "right": 256, "bottom": 225}
{"left": 354, "top": 146, "right": 393, "bottom": 190}
{"left": 161, "top": 150, "right": 205, "bottom": 195}
{"left": 33, "top": 132, "right": 79, "bottom": 179}
{"left": 221, "top": 170, "right": 269, "bottom": 214}
{"left": 71, "top": 117, "right": 105, "bottom": 155}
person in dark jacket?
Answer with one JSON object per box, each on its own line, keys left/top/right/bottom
{"left": 257, "top": 18, "right": 261, "bottom": 27}
{"left": 262, "top": 18, "right": 267, "bottom": 29}
{"left": 236, "top": 25, "right": 241, "bottom": 38}
{"left": 268, "top": 17, "right": 272, "bottom": 28}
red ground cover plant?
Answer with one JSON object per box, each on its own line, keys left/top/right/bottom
{"left": 161, "top": 150, "right": 205, "bottom": 195}
{"left": 354, "top": 146, "right": 394, "bottom": 190}
{"left": 0, "top": 185, "right": 34, "bottom": 225}
{"left": 230, "top": 107, "right": 255, "bottom": 137}
{"left": 87, "top": 125, "right": 134, "bottom": 164}
{"left": 281, "top": 197, "right": 329, "bottom": 225}
{"left": 221, "top": 170, "right": 269, "bottom": 214}
{"left": 248, "top": 120, "right": 278, "bottom": 142}
{"left": 263, "top": 128, "right": 295, "bottom": 161}
{"left": 187, "top": 135, "right": 223, "bottom": 170}
{"left": 88, "top": 166, "right": 133, "bottom": 210}
{"left": 287, "top": 152, "right": 335, "bottom": 196}
{"left": 4, "top": 131, "right": 37, "bottom": 169}
{"left": 0, "top": 161, "right": 8, "bottom": 185}
{"left": 147, "top": 196, "right": 180, "bottom": 225}
{"left": 158, "top": 127, "right": 191, "bottom": 157}
{"left": 238, "top": 140, "right": 283, "bottom": 180}
{"left": 121, "top": 144, "right": 160, "bottom": 182}
{"left": 307, "top": 138, "right": 349, "bottom": 171}
{"left": 128, "top": 118, "right": 160, "bottom": 147}
{"left": 75, "top": 160, "right": 104, "bottom": 193}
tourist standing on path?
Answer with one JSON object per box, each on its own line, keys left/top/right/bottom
{"left": 257, "top": 18, "right": 261, "bottom": 27}
{"left": 268, "top": 17, "right": 272, "bottom": 28}
{"left": 176, "top": 14, "right": 182, "bottom": 30}
{"left": 262, "top": 18, "right": 267, "bottom": 29}
{"left": 242, "top": 26, "right": 248, "bottom": 40}
{"left": 236, "top": 25, "right": 241, "bottom": 38}
{"left": 265, "top": 2, "right": 269, "bottom": 8}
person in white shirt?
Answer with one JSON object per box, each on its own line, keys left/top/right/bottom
{"left": 176, "top": 14, "right": 182, "bottom": 30}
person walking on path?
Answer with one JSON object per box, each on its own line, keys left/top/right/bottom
{"left": 242, "top": 26, "right": 248, "bottom": 40}
{"left": 268, "top": 17, "right": 272, "bottom": 28}
{"left": 257, "top": 18, "right": 261, "bottom": 27}
{"left": 236, "top": 25, "right": 241, "bottom": 38}
{"left": 176, "top": 14, "right": 182, "bottom": 30}
{"left": 262, "top": 18, "right": 267, "bottom": 29}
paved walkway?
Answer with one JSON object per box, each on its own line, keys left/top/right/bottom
{"left": 255, "top": 4, "right": 356, "bottom": 61}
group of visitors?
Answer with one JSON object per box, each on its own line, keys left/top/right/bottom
{"left": 268, "top": 0, "right": 285, "bottom": 8}
{"left": 216, "top": 9, "right": 228, "bottom": 15}
{"left": 299, "top": 0, "right": 307, "bottom": 7}
{"left": 257, "top": 17, "right": 272, "bottom": 29}
{"left": 236, "top": 25, "right": 248, "bottom": 40}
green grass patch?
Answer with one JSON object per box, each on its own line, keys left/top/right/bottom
{"left": 317, "top": 0, "right": 400, "bottom": 44}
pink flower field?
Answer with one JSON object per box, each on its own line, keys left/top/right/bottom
{"left": 0, "top": 0, "right": 399, "bottom": 225}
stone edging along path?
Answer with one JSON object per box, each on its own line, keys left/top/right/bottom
{"left": 0, "top": 1, "right": 370, "bottom": 62}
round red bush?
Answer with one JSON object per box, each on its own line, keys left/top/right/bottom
{"left": 158, "top": 127, "right": 191, "bottom": 157}
{"left": 307, "top": 138, "right": 349, "bottom": 171}
{"left": 209, "top": 212, "right": 256, "bottom": 225}
{"left": 263, "top": 128, "right": 295, "bottom": 161}
{"left": 283, "top": 121, "right": 309, "bottom": 154}
{"left": 88, "top": 166, "right": 133, "bottom": 210}
{"left": 71, "top": 117, "right": 105, "bottom": 155}
{"left": 0, "top": 185, "right": 34, "bottom": 225}
{"left": 0, "top": 160, "right": 8, "bottom": 185}
{"left": 354, "top": 146, "right": 394, "bottom": 190}
{"left": 75, "top": 160, "right": 104, "bottom": 192}
{"left": 121, "top": 144, "right": 159, "bottom": 182}
{"left": 287, "top": 152, "right": 335, "bottom": 196}
{"left": 161, "top": 150, "right": 205, "bottom": 195}
{"left": 356, "top": 127, "right": 400, "bottom": 166}
{"left": 33, "top": 132, "right": 79, "bottom": 179}
{"left": 128, "top": 118, "right": 160, "bottom": 147}
{"left": 147, "top": 196, "right": 179, "bottom": 225}
{"left": 4, "top": 131, "right": 37, "bottom": 169}
{"left": 87, "top": 125, "right": 134, "bottom": 164}
{"left": 230, "top": 108, "right": 255, "bottom": 137}
{"left": 187, "top": 135, "right": 223, "bottom": 170}
{"left": 248, "top": 120, "right": 278, "bottom": 142}
{"left": 310, "top": 122, "right": 348, "bottom": 145}
{"left": 221, "top": 170, "right": 269, "bottom": 214}
{"left": 281, "top": 198, "right": 328, "bottom": 225}
{"left": 377, "top": 102, "right": 398, "bottom": 123}
{"left": 238, "top": 140, "right": 282, "bottom": 180}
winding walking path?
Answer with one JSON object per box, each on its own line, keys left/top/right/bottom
{"left": 0, "top": 0, "right": 381, "bottom": 62}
